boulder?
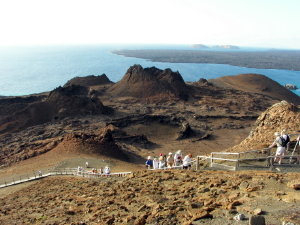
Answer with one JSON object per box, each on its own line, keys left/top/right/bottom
{"left": 249, "top": 215, "right": 266, "bottom": 225}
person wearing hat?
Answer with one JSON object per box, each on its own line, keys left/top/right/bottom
{"left": 166, "top": 152, "right": 173, "bottom": 168}
{"left": 158, "top": 153, "right": 165, "bottom": 169}
{"left": 269, "top": 132, "right": 285, "bottom": 164}
{"left": 174, "top": 150, "right": 183, "bottom": 167}
{"left": 153, "top": 156, "right": 159, "bottom": 169}
{"left": 145, "top": 156, "right": 153, "bottom": 169}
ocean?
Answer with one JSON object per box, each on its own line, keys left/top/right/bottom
{"left": 0, "top": 44, "right": 299, "bottom": 97}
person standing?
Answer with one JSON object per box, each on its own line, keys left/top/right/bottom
{"left": 153, "top": 157, "right": 159, "bottom": 170}
{"left": 281, "top": 129, "right": 290, "bottom": 153}
{"left": 174, "top": 150, "right": 183, "bottom": 167}
{"left": 100, "top": 167, "right": 103, "bottom": 174}
{"left": 183, "top": 154, "right": 193, "bottom": 170}
{"left": 104, "top": 166, "right": 110, "bottom": 174}
{"left": 166, "top": 152, "right": 173, "bottom": 168}
{"left": 269, "top": 132, "right": 285, "bottom": 164}
{"left": 158, "top": 153, "right": 165, "bottom": 169}
{"left": 145, "top": 156, "right": 153, "bottom": 169}
{"left": 297, "top": 136, "right": 300, "bottom": 163}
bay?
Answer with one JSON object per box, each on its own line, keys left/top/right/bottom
{"left": 0, "top": 44, "right": 299, "bottom": 97}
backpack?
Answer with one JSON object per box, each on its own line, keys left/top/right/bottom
{"left": 280, "top": 135, "right": 290, "bottom": 147}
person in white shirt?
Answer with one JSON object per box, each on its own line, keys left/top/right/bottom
{"left": 104, "top": 166, "right": 110, "bottom": 174}
{"left": 269, "top": 132, "right": 285, "bottom": 164}
{"left": 152, "top": 157, "right": 159, "bottom": 169}
{"left": 183, "top": 154, "right": 192, "bottom": 170}
{"left": 173, "top": 150, "right": 183, "bottom": 167}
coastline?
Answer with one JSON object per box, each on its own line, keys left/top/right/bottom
{"left": 111, "top": 49, "right": 300, "bottom": 71}
{"left": 1, "top": 44, "right": 300, "bottom": 97}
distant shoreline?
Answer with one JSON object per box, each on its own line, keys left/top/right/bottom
{"left": 112, "top": 49, "right": 300, "bottom": 71}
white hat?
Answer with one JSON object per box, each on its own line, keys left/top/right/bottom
{"left": 178, "top": 150, "right": 182, "bottom": 154}
{"left": 274, "top": 132, "right": 280, "bottom": 136}
{"left": 168, "top": 152, "right": 173, "bottom": 155}
{"left": 147, "top": 156, "right": 152, "bottom": 159}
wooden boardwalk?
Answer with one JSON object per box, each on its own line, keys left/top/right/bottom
{"left": 0, "top": 169, "right": 131, "bottom": 189}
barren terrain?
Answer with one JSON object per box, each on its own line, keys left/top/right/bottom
{"left": 1, "top": 65, "right": 300, "bottom": 224}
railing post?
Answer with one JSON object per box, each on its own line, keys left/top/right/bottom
{"left": 266, "top": 148, "right": 271, "bottom": 166}
{"left": 210, "top": 153, "right": 213, "bottom": 167}
{"left": 269, "top": 156, "right": 274, "bottom": 169}
{"left": 235, "top": 153, "right": 240, "bottom": 170}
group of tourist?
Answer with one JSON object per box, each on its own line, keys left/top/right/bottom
{"left": 145, "top": 150, "right": 193, "bottom": 170}
{"left": 77, "top": 164, "right": 111, "bottom": 175}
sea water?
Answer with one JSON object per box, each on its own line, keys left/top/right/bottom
{"left": 0, "top": 44, "right": 299, "bottom": 97}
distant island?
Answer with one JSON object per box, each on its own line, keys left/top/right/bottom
{"left": 112, "top": 49, "right": 300, "bottom": 71}
{"left": 191, "top": 44, "right": 240, "bottom": 49}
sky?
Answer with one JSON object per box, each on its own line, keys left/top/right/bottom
{"left": 0, "top": 0, "right": 299, "bottom": 49}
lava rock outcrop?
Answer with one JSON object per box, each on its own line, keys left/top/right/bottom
{"left": 229, "top": 101, "right": 300, "bottom": 151}
{"left": 107, "top": 64, "right": 190, "bottom": 101}
{"left": 63, "top": 74, "right": 113, "bottom": 87}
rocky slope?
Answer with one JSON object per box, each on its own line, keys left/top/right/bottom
{"left": 229, "top": 100, "right": 300, "bottom": 152}
{"left": 1, "top": 170, "right": 300, "bottom": 224}
{"left": 107, "top": 65, "right": 190, "bottom": 102}
{"left": 0, "top": 85, "right": 111, "bottom": 135}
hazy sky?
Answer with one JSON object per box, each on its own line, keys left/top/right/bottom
{"left": 1, "top": 0, "right": 299, "bottom": 49}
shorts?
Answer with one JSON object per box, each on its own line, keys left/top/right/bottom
{"left": 183, "top": 165, "right": 191, "bottom": 169}
{"left": 276, "top": 147, "right": 285, "bottom": 155}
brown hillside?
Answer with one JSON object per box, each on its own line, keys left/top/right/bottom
{"left": 63, "top": 74, "right": 113, "bottom": 87}
{"left": 53, "top": 129, "right": 130, "bottom": 161}
{"left": 0, "top": 117, "right": 157, "bottom": 168}
{"left": 107, "top": 64, "right": 190, "bottom": 101}
{"left": 208, "top": 73, "right": 300, "bottom": 105}
{"left": 0, "top": 85, "right": 111, "bottom": 135}
{"left": 228, "top": 101, "right": 300, "bottom": 152}
{"left": 46, "top": 85, "right": 111, "bottom": 117}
